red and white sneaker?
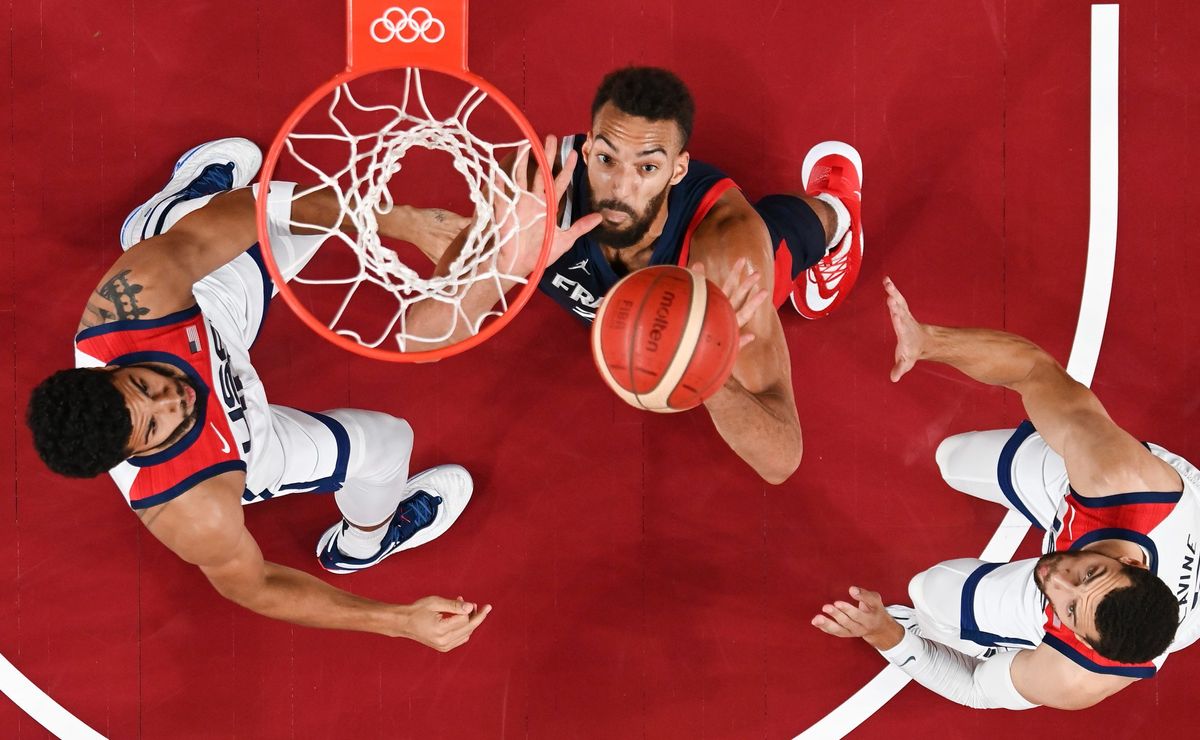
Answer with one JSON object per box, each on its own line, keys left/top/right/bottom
{"left": 791, "top": 141, "right": 863, "bottom": 319}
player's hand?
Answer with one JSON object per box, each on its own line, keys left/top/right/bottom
{"left": 401, "top": 595, "right": 492, "bottom": 652}
{"left": 884, "top": 276, "right": 928, "bottom": 383}
{"left": 403, "top": 207, "right": 473, "bottom": 263}
{"left": 495, "top": 135, "right": 602, "bottom": 278}
{"left": 692, "top": 257, "right": 768, "bottom": 349}
{"left": 811, "top": 586, "right": 905, "bottom": 651}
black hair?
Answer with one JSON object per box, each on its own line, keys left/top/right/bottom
{"left": 26, "top": 368, "right": 131, "bottom": 478}
{"left": 1092, "top": 565, "right": 1179, "bottom": 663}
{"left": 591, "top": 66, "right": 695, "bottom": 146}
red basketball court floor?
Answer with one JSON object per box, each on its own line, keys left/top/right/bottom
{"left": 2, "top": 1, "right": 1196, "bottom": 737}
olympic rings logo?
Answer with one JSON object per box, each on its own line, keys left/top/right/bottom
{"left": 370, "top": 7, "right": 446, "bottom": 44}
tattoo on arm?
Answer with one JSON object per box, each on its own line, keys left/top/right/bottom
{"left": 94, "top": 270, "right": 151, "bottom": 322}
{"left": 80, "top": 302, "right": 118, "bottom": 328}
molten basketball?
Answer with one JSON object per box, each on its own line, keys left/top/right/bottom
{"left": 591, "top": 265, "right": 740, "bottom": 412}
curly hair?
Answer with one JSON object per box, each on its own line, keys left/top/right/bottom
{"left": 1092, "top": 565, "right": 1179, "bottom": 663}
{"left": 591, "top": 66, "right": 695, "bottom": 146}
{"left": 26, "top": 368, "right": 131, "bottom": 478}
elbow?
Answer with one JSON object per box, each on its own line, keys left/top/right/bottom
{"left": 757, "top": 435, "right": 802, "bottom": 486}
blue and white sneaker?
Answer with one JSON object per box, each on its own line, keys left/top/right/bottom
{"left": 316, "top": 464, "right": 474, "bottom": 574}
{"left": 119, "top": 137, "right": 262, "bottom": 249}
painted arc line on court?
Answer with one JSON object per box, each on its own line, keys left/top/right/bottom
{"left": 795, "top": 5, "right": 1120, "bottom": 738}
{"left": 0, "top": 653, "right": 105, "bottom": 739}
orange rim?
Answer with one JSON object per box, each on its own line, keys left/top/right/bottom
{"left": 256, "top": 63, "right": 556, "bottom": 363}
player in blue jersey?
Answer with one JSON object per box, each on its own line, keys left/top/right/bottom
{"left": 423, "top": 67, "right": 865, "bottom": 484}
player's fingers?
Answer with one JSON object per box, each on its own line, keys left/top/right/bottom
{"left": 735, "top": 289, "right": 767, "bottom": 327}
{"left": 555, "top": 213, "right": 602, "bottom": 261}
{"left": 553, "top": 146, "right": 576, "bottom": 204}
{"left": 811, "top": 614, "right": 855, "bottom": 637}
{"left": 738, "top": 331, "right": 756, "bottom": 349}
{"left": 728, "top": 264, "right": 758, "bottom": 307}
{"left": 821, "top": 603, "right": 866, "bottom": 634}
{"left": 720, "top": 257, "right": 747, "bottom": 296}
{"left": 513, "top": 144, "right": 532, "bottom": 192}
{"left": 443, "top": 604, "right": 492, "bottom": 644}
{"left": 466, "top": 603, "right": 493, "bottom": 630}
{"left": 849, "top": 586, "right": 883, "bottom": 610}
{"left": 811, "top": 609, "right": 859, "bottom": 638}
{"left": 423, "top": 595, "right": 473, "bottom": 614}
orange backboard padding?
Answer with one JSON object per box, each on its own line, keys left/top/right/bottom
{"left": 347, "top": 0, "right": 468, "bottom": 74}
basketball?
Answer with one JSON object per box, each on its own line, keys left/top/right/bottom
{"left": 591, "top": 265, "right": 740, "bottom": 412}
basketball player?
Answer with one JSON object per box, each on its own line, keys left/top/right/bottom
{"left": 811, "top": 278, "right": 1196, "bottom": 710}
{"left": 427, "top": 66, "right": 864, "bottom": 484}
{"left": 24, "top": 138, "right": 589, "bottom": 648}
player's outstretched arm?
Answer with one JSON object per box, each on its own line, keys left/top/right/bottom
{"left": 811, "top": 586, "right": 1133, "bottom": 710}
{"left": 884, "top": 277, "right": 1180, "bottom": 497}
{"left": 403, "top": 136, "right": 602, "bottom": 349}
{"left": 81, "top": 186, "right": 375, "bottom": 331}
{"left": 688, "top": 193, "right": 801, "bottom": 484}
{"left": 137, "top": 474, "right": 490, "bottom": 650}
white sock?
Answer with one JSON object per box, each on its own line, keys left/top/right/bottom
{"left": 814, "top": 192, "right": 850, "bottom": 252}
{"left": 336, "top": 519, "right": 390, "bottom": 558}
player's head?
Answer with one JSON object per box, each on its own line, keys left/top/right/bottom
{"left": 584, "top": 66, "right": 694, "bottom": 248}
{"left": 27, "top": 364, "right": 200, "bottom": 477}
{"left": 1034, "top": 550, "right": 1178, "bottom": 663}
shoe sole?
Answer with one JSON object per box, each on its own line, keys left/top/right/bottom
{"left": 119, "top": 137, "right": 262, "bottom": 249}
{"left": 316, "top": 464, "right": 474, "bottom": 574}
{"left": 801, "top": 140, "right": 863, "bottom": 191}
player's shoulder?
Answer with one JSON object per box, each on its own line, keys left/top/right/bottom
{"left": 78, "top": 233, "right": 200, "bottom": 333}
{"left": 136, "top": 470, "right": 247, "bottom": 558}
{"left": 1015, "top": 643, "right": 1137, "bottom": 709}
{"left": 689, "top": 188, "right": 771, "bottom": 265}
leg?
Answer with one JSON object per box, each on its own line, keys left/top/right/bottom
{"left": 754, "top": 194, "right": 831, "bottom": 308}
{"left": 323, "top": 409, "right": 416, "bottom": 528}
{"left": 935, "top": 423, "right": 1067, "bottom": 531}
{"left": 773, "top": 141, "right": 863, "bottom": 319}
{"left": 311, "top": 409, "right": 473, "bottom": 574}
{"left": 247, "top": 405, "right": 472, "bottom": 573}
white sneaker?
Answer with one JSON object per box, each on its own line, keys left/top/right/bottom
{"left": 316, "top": 464, "right": 474, "bottom": 574}
{"left": 119, "top": 137, "right": 262, "bottom": 249}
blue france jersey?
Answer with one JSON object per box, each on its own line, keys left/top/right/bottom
{"left": 537, "top": 134, "right": 734, "bottom": 323}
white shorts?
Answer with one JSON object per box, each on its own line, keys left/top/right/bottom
{"left": 935, "top": 422, "right": 1067, "bottom": 531}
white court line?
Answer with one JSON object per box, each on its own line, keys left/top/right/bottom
{"left": 0, "top": 653, "right": 104, "bottom": 738}
{"left": 796, "top": 5, "right": 1120, "bottom": 738}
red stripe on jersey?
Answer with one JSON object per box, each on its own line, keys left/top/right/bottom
{"left": 74, "top": 308, "right": 243, "bottom": 508}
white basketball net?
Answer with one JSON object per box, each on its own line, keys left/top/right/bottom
{"left": 281, "top": 68, "right": 548, "bottom": 352}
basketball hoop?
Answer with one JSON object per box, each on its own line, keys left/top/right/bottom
{"left": 256, "top": 0, "right": 556, "bottom": 362}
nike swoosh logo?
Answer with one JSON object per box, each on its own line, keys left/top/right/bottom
{"left": 211, "top": 423, "right": 231, "bottom": 453}
{"left": 804, "top": 272, "right": 837, "bottom": 311}
{"left": 899, "top": 656, "right": 916, "bottom": 667}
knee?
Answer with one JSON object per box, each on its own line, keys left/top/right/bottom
{"left": 378, "top": 415, "right": 413, "bottom": 448}
{"left": 934, "top": 434, "right": 965, "bottom": 482}
{"left": 908, "top": 569, "right": 930, "bottom": 609}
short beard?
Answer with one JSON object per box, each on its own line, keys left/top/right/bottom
{"left": 1032, "top": 552, "right": 1066, "bottom": 598}
{"left": 145, "top": 365, "right": 201, "bottom": 451}
{"left": 588, "top": 183, "right": 669, "bottom": 249}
